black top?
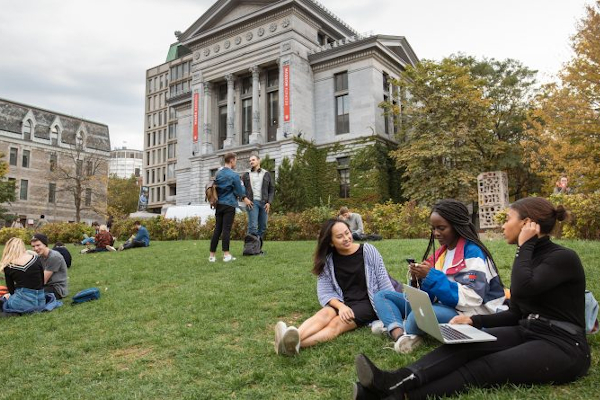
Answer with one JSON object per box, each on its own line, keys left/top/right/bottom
{"left": 4, "top": 255, "right": 45, "bottom": 294}
{"left": 53, "top": 246, "right": 72, "bottom": 268}
{"left": 472, "top": 236, "right": 586, "bottom": 330}
{"left": 333, "top": 245, "right": 369, "bottom": 304}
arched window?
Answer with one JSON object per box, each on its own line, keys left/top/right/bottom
{"left": 76, "top": 131, "right": 84, "bottom": 149}
{"left": 23, "top": 120, "right": 32, "bottom": 140}
{"left": 51, "top": 125, "right": 59, "bottom": 145}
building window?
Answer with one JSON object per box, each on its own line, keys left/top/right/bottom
{"left": 218, "top": 83, "right": 227, "bottom": 102}
{"left": 9, "top": 148, "right": 17, "bottom": 166}
{"left": 242, "top": 99, "right": 252, "bottom": 145}
{"left": 22, "top": 150, "right": 30, "bottom": 168}
{"left": 167, "top": 163, "right": 176, "bottom": 180}
{"left": 266, "top": 68, "right": 279, "bottom": 143}
{"left": 85, "top": 188, "right": 92, "bottom": 206}
{"left": 76, "top": 159, "right": 83, "bottom": 176}
{"left": 337, "top": 157, "right": 350, "bottom": 198}
{"left": 86, "top": 160, "right": 93, "bottom": 176}
{"left": 241, "top": 76, "right": 252, "bottom": 96}
{"left": 51, "top": 125, "right": 59, "bottom": 145}
{"left": 147, "top": 115, "right": 151, "bottom": 129}
{"left": 267, "top": 68, "right": 279, "bottom": 88}
{"left": 23, "top": 120, "right": 32, "bottom": 140}
{"left": 218, "top": 106, "right": 227, "bottom": 149}
{"left": 168, "top": 143, "right": 175, "bottom": 159}
{"left": 50, "top": 153, "right": 57, "bottom": 171}
{"left": 335, "top": 72, "right": 349, "bottom": 134}
{"left": 48, "top": 183, "right": 56, "bottom": 203}
{"left": 210, "top": 168, "right": 218, "bottom": 179}
{"left": 19, "top": 179, "right": 28, "bottom": 200}
{"left": 134, "top": 168, "right": 140, "bottom": 177}
{"left": 168, "top": 123, "right": 177, "bottom": 140}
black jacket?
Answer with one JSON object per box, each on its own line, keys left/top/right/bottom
{"left": 242, "top": 169, "right": 275, "bottom": 204}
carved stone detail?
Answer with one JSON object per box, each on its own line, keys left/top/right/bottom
{"left": 269, "top": 22, "right": 277, "bottom": 32}
{"left": 246, "top": 32, "right": 253, "bottom": 41}
{"left": 257, "top": 27, "right": 265, "bottom": 37}
{"left": 203, "top": 48, "right": 210, "bottom": 56}
{"left": 234, "top": 36, "right": 242, "bottom": 45}
{"left": 224, "top": 40, "right": 231, "bottom": 49}
{"left": 282, "top": 42, "right": 291, "bottom": 51}
{"left": 194, "top": 51, "right": 200, "bottom": 60}
{"left": 213, "top": 44, "right": 220, "bottom": 53}
{"left": 282, "top": 18, "right": 290, "bottom": 28}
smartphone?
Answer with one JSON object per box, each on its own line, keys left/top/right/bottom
{"left": 406, "top": 258, "right": 416, "bottom": 264}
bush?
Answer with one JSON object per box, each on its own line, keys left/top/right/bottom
{"left": 0, "top": 228, "right": 32, "bottom": 244}
{"left": 363, "top": 201, "right": 431, "bottom": 239}
{"left": 38, "top": 222, "right": 94, "bottom": 244}
{"left": 550, "top": 193, "right": 600, "bottom": 240}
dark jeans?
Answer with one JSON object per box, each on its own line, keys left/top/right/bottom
{"left": 210, "top": 203, "right": 236, "bottom": 252}
{"left": 405, "top": 322, "right": 590, "bottom": 399}
{"left": 123, "top": 240, "right": 147, "bottom": 250}
{"left": 44, "top": 286, "right": 64, "bottom": 300}
{"left": 87, "top": 247, "right": 108, "bottom": 253}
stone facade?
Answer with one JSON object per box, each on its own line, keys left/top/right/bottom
{"left": 144, "top": 0, "right": 418, "bottom": 209}
{"left": 0, "top": 97, "right": 110, "bottom": 224}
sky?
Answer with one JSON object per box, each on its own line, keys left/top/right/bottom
{"left": 0, "top": 0, "right": 593, "bottom": 150}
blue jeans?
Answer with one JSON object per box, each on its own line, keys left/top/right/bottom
{"left": 246, "top": 200, "right": 268, "bottom": 238}
{"left": 81, "top": 237, "right": 95, "bottom": 245}
{"left": 374, "top": 290, "right": 459, "bottom": 335}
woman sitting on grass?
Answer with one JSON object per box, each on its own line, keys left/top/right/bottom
{"left": 0, "top": 237, "right": 46, "bottom": 314}
{"left": 274, "top": 219, "right": 394, "bottom": 356}
{"left": 354, "top": 197, "right": 590, "bottom": 399}
{"left": 372, "top": 199, "right": 506, "bottom": 354}
{"left": 81, "top": 225, "right": 115, "bottom": 254}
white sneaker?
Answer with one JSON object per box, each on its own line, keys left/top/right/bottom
{"left": 106, "top": 245, "right": 116, "bottom": 252}
{"left": 370, "top": 320, "right": 386, "bottom": 335}
{"left": 223, "top": 254, "right": 236, "bottom": 262}
{"left": 208, "top": 256, "right": 216, "bottom": 262}
{"left": 282, "top": 326, "right": 300, "bottom": 356}
{"left": 274, "top": 321, "right": 287, "bottom": 355}
{"left": 394, "top": 334, "right": 423, "bottom": 354}
{"left": 80, "top": 249, "right": 88, "bottom": 254}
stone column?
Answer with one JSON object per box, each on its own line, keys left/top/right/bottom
{"left": 223, "top": 74, "right": 236, "bottom": 148}
{"left": 249, "top": 66, "right": 262, "bottom": 144}
{"left": 200, "top": 82, "right": 214, "bottom": 155}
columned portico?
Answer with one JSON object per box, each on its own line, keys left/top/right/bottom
{"left": 249, "top": 66, "right": 262, "bottom": 144}
{"left": 201, "top": 81, "right": 213, "bottom": 155}
{"left": 223, "top": 73, "right": 236, "bottom": 148}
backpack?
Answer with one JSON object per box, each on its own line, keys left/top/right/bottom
{"left": 205, "top": 179, "right": 218, "bottom": 209}
{"left": 243, "top": 234, "right": 262, "bottom": 256}
{"left": 72, "top": 287, "right": 101, "bottom": 305}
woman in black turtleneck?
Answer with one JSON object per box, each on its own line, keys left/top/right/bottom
{"left": 353, "top": 197, "right": 591, "bottom": 400}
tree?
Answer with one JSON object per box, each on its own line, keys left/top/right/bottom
{"left": 525, "top": 1, "right": 600, "bottom": 193}
{"left": 107, "top": 175, "right": 139, "bottom": 219}
{"left": 49, "top": 136, "right": 108, "bottom": 222}
{"left": 0, "top": 153, "right": 16, "bottom": 220}
{"left": 273, "top": 157, "right": 301, "bottom": 212}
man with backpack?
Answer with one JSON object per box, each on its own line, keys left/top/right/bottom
{"left": 241, "top": 154, "right": 274, "bottom": 254}
{"left": 209, "top": 153, "right": 253, "bottom": 262}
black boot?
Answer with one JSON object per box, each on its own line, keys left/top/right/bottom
{"left": 355, "top": 354, "right": 418, "bottom": 397}
{"left": 353, "top": 382, "right": 381, "bottom": 400}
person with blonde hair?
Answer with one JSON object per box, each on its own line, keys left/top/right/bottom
{"left": 1, "top": 237, "right": 46, "bottom": 314}
{"left": 81, "top": 224, "right": 115, "bottom": 254}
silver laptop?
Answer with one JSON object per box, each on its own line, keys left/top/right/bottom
{"left": 403, "top": 285, "right": 497, "bottom": 344}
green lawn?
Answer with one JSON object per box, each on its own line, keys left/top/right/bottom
{"left": 1, "top": 239, "right": 599, "bottom": 400}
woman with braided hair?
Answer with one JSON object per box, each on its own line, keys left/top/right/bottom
{"left": 372, "top": 199, "right": 506, "bottom": 354}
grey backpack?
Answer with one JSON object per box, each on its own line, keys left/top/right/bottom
{"left": 243, "top": 234, "right": 262, "bottom": 256}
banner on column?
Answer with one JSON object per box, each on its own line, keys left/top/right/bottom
{"left": 283, "top": 64, "right": 290, "bottom": 122}
{"left": 193, "top": 92, "right": 199, "bottom": 143}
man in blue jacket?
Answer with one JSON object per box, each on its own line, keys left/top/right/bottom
{"left": 115, "top": 221, "right": 150, "bottom": 251}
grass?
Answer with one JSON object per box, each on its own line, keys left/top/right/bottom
{"left": 1, "top": 238, "right": 599, "bottom": 400}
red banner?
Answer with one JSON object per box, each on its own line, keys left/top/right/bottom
{"left": 193, "top": 92, "right": 199, "bottom": 143}
{"left": 283, "top": 65, "right": 290, "bottom": 122}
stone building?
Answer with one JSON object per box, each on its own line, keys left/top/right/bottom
{"left": 144, "top": 0, "right": 418, "bottom": 209}
{"left": 109, "top": 147, "right": 143, "bottom": 179}
{"left": 0, "top": 97, "right": 110, "bottom": 224}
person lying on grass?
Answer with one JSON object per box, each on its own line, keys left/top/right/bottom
{"left": 274, "top": 218, "right": 394, "bottom": 355}
{"left": 353, "top": 197, "right": 591, "bottom": 400}
{"left": 372, "top": 199, "right": 506, "bottom": 354}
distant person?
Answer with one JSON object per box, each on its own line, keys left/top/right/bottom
{"left": 35, "top": 215, "right": 48, "bottom": 229}
{"left": 553, "top": 175, "right": 573, "bottom": 194}
{"left": 1, "top": 238, "right": 47, "bottom": 313}
{"left": 52, "top": 242, "right": 72, "bottom": 268}
{"left": 81, "top": 222, "right": 100, "bottom": 245}
{"left": 273, "top": 219, "right": 394, "bottom": 356}
{"left": 81, "top": 225, "right": 116, "bottom": 254}
{"left": 106, "top": 216, "right": 114, "bottom": 231}
{"left": 241, "top": 154, "right": 275, "bottom": 251}
{"left": 208, "top": 153, "right": 253, "bottom": 263}
{"left": 338, "top": 207, "right": 382, "bottom": 241}
{"left": 113, "top": 221, "right": 149, "bottom": 251}
{"left": 11, "top": 219, "right": 23, "bottom": 228}
{"left": 30, "top": 234, "right": 68, "bottom": 299}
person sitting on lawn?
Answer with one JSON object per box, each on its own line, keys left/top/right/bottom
{"left": 52, "top": 242, "right": 72, "bottom": 268}
{"left": 80, "top": 222, "right": 100, "bottom": 246}
{"left": 1, "top": 237, "right": 57, "bottom": 314}
{"left": 114, "top": 221, "right": 149, "bottom": 251}
{"left": 338, "top": 207, "right": 382, "bottom": 241}
{"left": 31, "top": 233, "right": 68, "bottom": 300}
{"left": 81, "top": 225, "right": 116, "bottom": 254}
{"left": 372, "top": 199, "right": 506, "bottom": 354}
{"left": 274, "top": 218, "right": 395, "bottom": 356}
{"left": 353, "top": 197, "right": 590, "bottom": 400}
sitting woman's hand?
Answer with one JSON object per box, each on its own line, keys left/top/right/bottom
{"left": 449, "top": 315, "right": 473, "bottom": 325}
{"left": 338, "top": 304, "right": 355, "bottom": 324}
{"left": 410, "top": 260, "right": 432, "bottom": 279}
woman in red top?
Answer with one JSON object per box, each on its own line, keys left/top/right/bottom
{"left": 81, "top": 225, "right": 115, "bottom": 254}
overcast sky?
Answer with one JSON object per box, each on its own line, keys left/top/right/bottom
{"left": 0, "top": 0, "right": 592, "bottom": 150}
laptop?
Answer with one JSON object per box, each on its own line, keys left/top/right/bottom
{"left": 403, "top": 285, "right": 497, "bottom": 344}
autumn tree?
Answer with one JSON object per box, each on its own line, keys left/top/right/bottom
{"left": 525, "top": 1, "right": 600, "bottom": 193}
{"left": 107, "top": 175, "right": 139, "bottom": 219}
{"left": 49, "top": 135, "right": 108, "bottom": 222}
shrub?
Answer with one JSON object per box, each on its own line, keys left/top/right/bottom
{"left": 364, "top": 201, "right": 431, "bottom": 239}
{"left": 0, "top": 228, "right": 32, "bottom": 244}
{"left": 550, "top": 193, "right": 600, "bottom": 240}
{"left": 38, "top": 222, "right": 94, "bottom": 244}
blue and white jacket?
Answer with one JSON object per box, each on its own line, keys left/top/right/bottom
{"left": 317, "top": 243, "right": 394, "bottom": 310}
{"left": 421, "top": 237, "right": 507, "bottom": 316}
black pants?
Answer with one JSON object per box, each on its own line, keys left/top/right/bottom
{"left": 123, "top": 240, "right": 147, "bottom": 250}
{"left": 405, "top": 322, "right": 590, "bottom": 399}
{"left": 210, "top": 204, "right": 236, "bottom": 252}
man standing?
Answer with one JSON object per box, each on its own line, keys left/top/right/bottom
{"left": 241, "top": 154, "right": 275, "bottom": 248}
{"left": 35, "top": 214, "right": 48, "bottom": 229}
{"left": 209, "top": 153, "right": 253, "bottom": 262}
{"left": 31, "top": 233, "right": 68, "bottom": 299}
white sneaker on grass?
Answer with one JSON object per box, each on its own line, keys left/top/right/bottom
{"left": 274, "top": 321, "right": 287, "bottom": 355}
{"left": 370, "top": 320, "right": 386, "bottom": 335}
{"left": 394, "top": 334, "right": 423, "bottom": 354}
{"left": 80, "top": 249, "right": 88, "bottom": 254}
{"left": 106, "top": 245, "right": 116, "bottom": 252}
{"left": 223, "top": 254, "right": 236, "bottom": 262}
{"left": 282, "top": 326, "right": 300, "bottom": 356}
{"left": 208, "top": 256, "right": 216, "bottom": 262}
